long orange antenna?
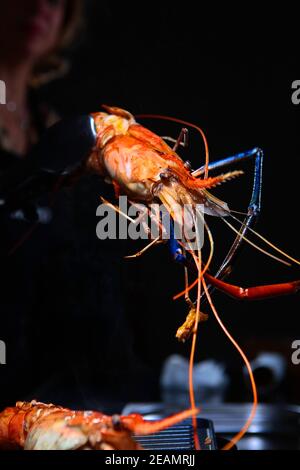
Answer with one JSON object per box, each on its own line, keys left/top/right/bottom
{"left": 202, "top": 276, "right": 258, "bottom": 450}
{"left": 175, "top": 215, "right": 214, "bottom": 449}
{"left": 186, "top": 208, "right": 211, "bottom": 450}
{"left": 136, "top": 114, "right": 210, "bottom": 179}
{"left": 189, "top": 251, "right": 202, "bottom": 450}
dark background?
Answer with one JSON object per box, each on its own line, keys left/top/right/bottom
{"left": 1, "top": 3, "right": 300, "bottom": 411}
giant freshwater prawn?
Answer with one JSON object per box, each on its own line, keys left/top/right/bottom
{"left": 86, "top": 106, "right": 300, "bottom": 450}
{"left": 1, "top": 106, "right": 299, "bottom": 450}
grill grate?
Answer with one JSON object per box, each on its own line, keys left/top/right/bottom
{"left": 134, "top": 419, "right": 217, "bottom": 450}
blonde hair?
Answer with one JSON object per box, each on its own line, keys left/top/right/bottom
{"left": 31, "top": 0, "right": 83, "bottom": 87}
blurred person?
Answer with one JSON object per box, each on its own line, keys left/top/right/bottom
{"left": 0, "top": 0, "right": 153, "bottom": 412}
{"left": 0, "top": 0, "right": 82, "bottom": 409}
{"left": 0, "top": 0, "right": 81, "bottom": 156}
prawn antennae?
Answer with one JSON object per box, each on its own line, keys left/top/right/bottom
{"left": 205, "top": 195, "right": 300, "bottom": 267}
{"left": 136, "top": 114, "right": 210, "bottom": 179}
{"left": 186, "top": 208, "right": 215, "bottom": 449}
{"left": 225, "top": 211, "right": 300, "bottom": 267}
{"left": 221, "top": 217, "right": 291, "bottom": 266}
{"left": 188, "top": 211, "right": 203, "bottom": 450}
{"left": 202, "top": 276, "right": 258, "bottom": 450}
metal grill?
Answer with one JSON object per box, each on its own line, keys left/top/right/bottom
{"left": 134, "top": 419, "right": 217, "bottom": 450}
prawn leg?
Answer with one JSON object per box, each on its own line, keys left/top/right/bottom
{"left": 169, "top": 221, "right": 186, "bottom": 263}
{"left": 100, "top": 197, "right": 136, "bottom": 223}
{"left": 125, "top": 236, "right": 162, "bottom": 258}
{"left": 101, "top": 199, "right": 164, "bottom": 259}
{"left": 170, "top": 148, "right": 263, "bottom": 281}
{"left": 214, "top": 148, "right": 263, "bottom": 278}
{"left": 204, "top": 271, "right": 300, "bottom": 300}
{"left": 161, "top": 127, "right": 189, "bottom": 152}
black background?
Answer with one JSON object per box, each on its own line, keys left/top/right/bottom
{"left": 1, "top": 3, "right": 300, "bottom": 410}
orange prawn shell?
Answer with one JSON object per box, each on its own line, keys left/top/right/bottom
{"left": 0, "top": 401, "right": 68, "bottom": 448}
{"left": 0, "top": 401, "right": 143, "bottom": 450}
{"left": 90, "top": 109, "right": 193, "bottom": 201}
{"left": 89, "top": 108, "right": 236, "bottom": 208}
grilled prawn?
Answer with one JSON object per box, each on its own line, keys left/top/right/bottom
{"left": 0, "top": 400, "right": 196, "bottom": 450}
{"left": 88, "top": 105, "right": 240, "bottom": 230}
